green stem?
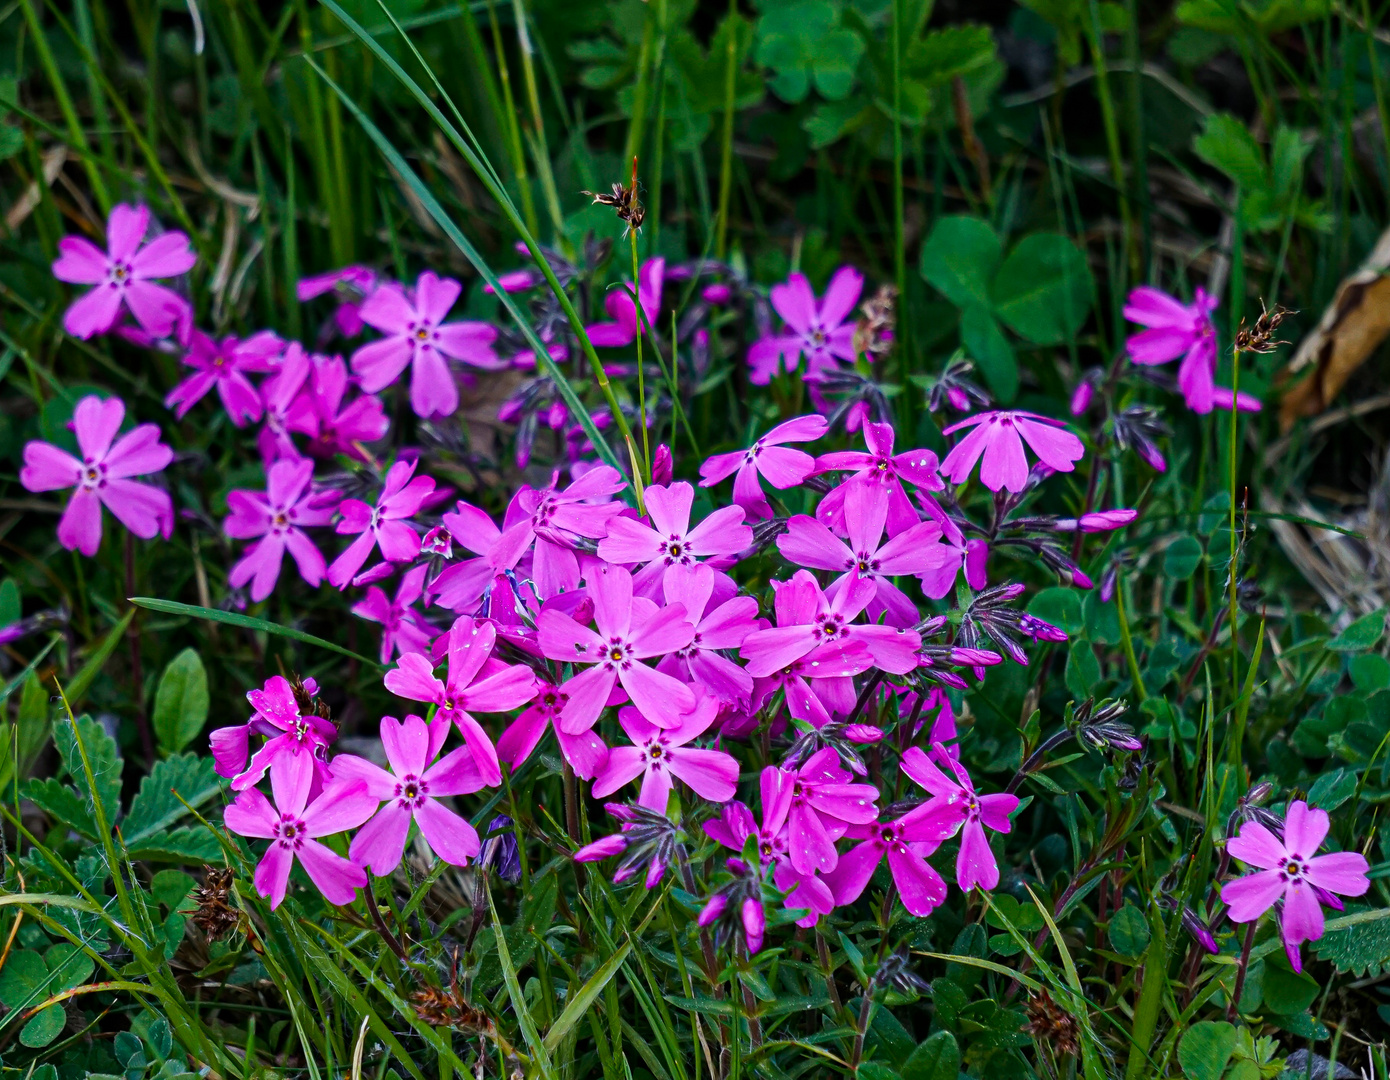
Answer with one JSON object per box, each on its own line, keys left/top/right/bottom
{"left": 632, "top": 226, "right": 650, "bottom": 483}
{"left": 714, "top": 0, "right": 738, "bottom": 260}
{"left": 1228, "top": 344, "right": 1241, "bottom": 711}
{"left": 485, "top": 0, "right": 539, "bottom": 239}
{"left": 1123, "top": 902, "right": 1168, "bottom": 1080}
{"left": 1115, "top": 576, "right": 1148, "bottom": 702}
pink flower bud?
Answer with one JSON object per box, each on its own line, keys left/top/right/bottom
{"left": 651, "top": 444, "right": 673, "bottom": 485}
{"left": 698, "top": 894, "right": 727, "bottom": 926}
{"left": 844, "top": 724, "right": 885, "bottom": 744}
{"left": 1070, "top": 381, "right": 1094, "bottom": 416}
{"left": 575, "top": 835, "right": 628, "bottom": 862}
{"left": 1137, "top": 443, "right": 1166, "bottom": 472}
{"left": 741, "top": 898, "right": 766, "bottom": 953}
{"left": 702, "top": 283, "right": 732, "bottom": 304}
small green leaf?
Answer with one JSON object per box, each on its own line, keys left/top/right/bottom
{"left": 1066, "top": 643, "right": 1102, "bottom": 700}
{"left": 1163, "top": 536, "right": 1205, "bottom": 580}
{"left": 1259, "top": 963, "right": 1318, "bottom": 1015}
{"left": 919, "top": 215, "right": 1002, "bottom": 309}
{"left": 1193, "top": 113, "right": 1268, "bottom": 191}
{"left": 1177, "top": 1019, "right": 1238, "bottom": 1080}
{"left": 1306, "top": 767, "right": 1357, "bottom": 811}
{"left": 903, "top": 1030, "right": 961, "bottom": 1080}
{"left": 1108, "top": 905, "right": 1150, "bottom": 957}
{"left": 0, "top": 578, "right": 18, "bottom": 626}
{"left": 20, "top": 1005, "right": 66, "bottom": 1047}
{"left": 991, "top": 233, "right": 1095, "bottom": 346}
{"left": 152, "top": 648, "right": 210, "bottom": 755}
{"left": 1029, "top": 587, "right": 1084, "bottom": 635}
{"left": 1328, "top": 609, "right": 1385, "bottom": 652}
{"left": 1349, "top": 653, "right": 1390, "bottom": 692}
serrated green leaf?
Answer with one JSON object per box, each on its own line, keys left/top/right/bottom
{"left": 123, "top": 754, "right": 222, "bottom": 846}
{"left": 54, "top": 714, "right": 121, "bottom": 832}
{"left": 1312, "top": 905, "right": 1390, "bottom": 976}
{"left": 125, "top": 826, "right": 223, "bottom": 864}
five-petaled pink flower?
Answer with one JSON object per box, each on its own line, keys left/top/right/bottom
{"left": 591, "top": 691, "right": 739, "bottom": 811}
{"left": 287, "top": 353, "right": 390, "bottom": 461}
{"left": 222, "top": 675, "right": 339, "bottom": 791}
{"left": 351, "top": 270, "right": 500, "bottom": 418}
{"left": 598, "top": 481, "right": 752, "bottom": 596}
{"left": 1220, "top": 799, "right": 1370, "bottom": 973}
{"left": 940, "top": 411, "right": 1085, "bottom": 493}
{"left": 225, "top": 458, "right": 340, "bottom": 602}
{"left": 384, "top": 616, "right": 537, "bottom": 786}
{"left": 587, "top": 258, "right": 664, "bottom": 348}
{"left": 813, "top": 421, "right": 943, "bottom": 536}
{"left": 223, "top": 755, "right": 377, "bottom": 910}
{"left": 429, "top": 495, "right": 533, "bottom": 614}
{"left": 537, "top": 562, "right": 697, "bottom": 735}
{"left": 257, "top": 343, "right": 313, "bottom": 461}
{"left": 902, "top": 745, "right": 1020, "bottom": 892}
{"left": 327, "top": 458, "right": 436, "bottom": 589}
{"left": 824, "top": 805, "right": 952, "bottom": 917}
{"left": 776, "top": 748, "right": 880, "bottom": 875}
{"left": 778, "top": 484, "right": 949, "bottom": 628}
{"left": 748, "top": 267, "right": 863, "bottom": 384}
{"left": 52, "top": 204, "right": 195, "bottom": 340}
{"left": 352, "top": 564, "right": 440, "bottom": 664}
{"left": 21, "top": 395, "right": 174, "bottom": 557}
{"left": 165, "top": 330, "right": 284, "bottom": 425}
{"left": 699, "top": 415, "right": 828, "bottom": 521}
{"left": 916, "top": 494, "right": 989, "bottom": 598}
{"left": 1124, "top": 286, "right": 1261, "bottom": 414}
{"left": 336, "top": 714, "right": 489, "bottom": 874}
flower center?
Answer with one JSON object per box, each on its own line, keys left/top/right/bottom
{"left": 276, "top": 815, "right": 307, "bottom": 848}
{"left": 108, "top": 262, "right": 130, "bottom": 284}
{"left": 666, "top": 539, "right": 686, "bottom": 560}
{"left": 273, "top": 512, "right": 289, "bottom": 529}
{"left": 81, "top": 463, "right": 105, "bottom": 490}
{"left": 1280, "top": 856, "right": 1305, "bottom": 880}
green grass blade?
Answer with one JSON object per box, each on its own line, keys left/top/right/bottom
{"left": 127, "top": 597, "right": 383, "bottom": 668}
{"left": 67, "top": 609, "right": 135, "bottom": 707}
{"left": 486, "top": 881, "right": 556, "bottom": 1078}
{"left": 542, "top": 939, "right": 632, "bottom": 1054}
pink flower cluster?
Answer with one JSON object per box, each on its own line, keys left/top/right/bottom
{"left": 209, "top": 408, "right": 1131, "bottom": 928}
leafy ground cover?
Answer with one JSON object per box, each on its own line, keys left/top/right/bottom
{"left": 0, "top": 0, "right": 1389, "bottom": 1078}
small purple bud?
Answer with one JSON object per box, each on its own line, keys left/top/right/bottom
{"left": 1078, "top": 509, "right": 1138, "bottom": 532}
{"left": 741, "top": 897, "right": 766, "bottom": 953}
{"left": 699, "top": 894, "right": 728, "bottom": 927}
{"left": 1070, "top": 380, "right": 1094, "bottom": 416}
{"left": 480, "top": 815, "right": 522, "bottom": 883}
{"left": 1073, "top": 569, "right": 1094, "bottom": 589}
{"left": 497, "top": 397, "right": 524, "bottom": 424}
{"left": 951, "top": 647, "right": 1003, "bottom": 667}
{"left": 651, "top": 444, "right": 674, "bottom": 485}
{"left": 1181, "top": 907, "right": 1219, "bottom": 954}
{"left": 644, "top": 858, "right": 666, "bottom": 889}
{"left": 965, "top": 539, "right": 989, "bottom": 589}
{"left": 546, "top": 402, "right": 568, "bottom": 429}
{"left": 946, "top": 386, "right": 970, "bottom": 411}
{"left": 1137, "top": 442, "right": 1166, "bottom": 473}
{"left": 1100, "top": 567, "right": 1118, "bottom": 603}
{"left": 702, "top": 283, "right": 732, "bottom": 305}
{"left": 844, "top": 724, "right": 885, "bottom": 744}
{"left": 575, "top": 835, "right": 628, "bottom": 862}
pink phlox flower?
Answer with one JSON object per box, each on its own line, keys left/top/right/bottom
{"left": 335, "top": 713, "right": 488, "bottom": 874}
{"left": 383, "top": 615, "right": 537, "bottom": 786}
{"left": 225, "top": 458, "right": 340, "bottom": 602}
{"left": 430, "top": 494, "right": 534, "bottom": 613}
{"left": 286, "top": 353, "right": 390, "bottom": 461}
{"left": 598, "top": 481, "right": 752, "bottom": 596}
{"left": 704, "top": 786, "right": 835, "bottom": 927}
{"left": 778, "top": 483, "right": 949, "bottom": 629}
{"left": 297, "top": 266, "right": 377, "bottom": 339}
{"left": 496, "top": 679, "right": 612, "bottom": 779}
{"left": 351, "top": 270, "right": 501, "bottom": 418}
{"left": 536, "top": 562, "right": 697, "bottom": 736}
{"left": 352, "top": 564, "right": 440, "bottom": 664}
{"left": 208, "top": 674, "right": 316, "bottom": 778}
{"left": 813, "top": 421, "right": 943, "bottom": 535}
{"left": 748, "top": 639, "right": 873, "bottom": 731}
{"left": 256, "top": 343, "right": 313, "bottom": 461}
{"left": 823, "top": 806, "right": 950, "bottom": 916}
{"left": 1054, "top": 508, "right": 1138, "bottom": 532}
{"left": 699, "top": 414, "right": 828, "bottom": 521}
{"left": 223, "top": 754, "right": 377, "bottom": 910}
{"left": 512, "top": 466, "right": 628, "bottom": 599}
{"left": 591, "top": 690, "right": 738, "bottom": 811}
{"left": 327, "top": 458, "right": 436, "bottom": 589}
{"left": 916, "top": 494, "right": 989, "bottom": 598}
{"left": 901, "top": 744, "right": 1020, "bottom": 892}
{"left": 940, "top": 411, "right": 1085, "bottom": 493}
{"left": 587, "top": 258, "right": 664, "bottom": 348}
{"left": 1220, "top": 799, "right": 1370, "bottom": 973}
{"left": 776, "top": 747, "right": 880, "bottom": 876}
{"left": 165, "top": 330, "right": 283, "bottom": 425}
{"left": 1124, "top": 286, "right": 1221, "bottom": 413}
{"left": 20, "top": 395, "right": 174, "bottom": 557}
{"left": 656, "top": 564, "right": 759, "bottom": 712}
{"left": 742, "top": 568, "right": 922, "bottom": 681}
{"left": 52, "top": 204, "right": 195, "bottom": 340}
{"left": 217, "top": 675, "right": 338, "bottom": 791}
{"left": 748, "top": 267, "right": 862, "bottom": 384}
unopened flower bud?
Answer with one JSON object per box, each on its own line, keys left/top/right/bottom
{"left": 1070, "top": 381, "right": 1094, "bottom": 416}
{"left": 651, "top": 444, "right": 673, "bottom": 485}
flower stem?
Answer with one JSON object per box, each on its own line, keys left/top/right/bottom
{"left": 1227, "top": 921, "right": 1257, "bottom": 1022}
{"left": 1114, "top": 574, "right": 1148, "bottom": 702}
{"left": 631, "top": 221, "right": 650, "bottom": 484}
{"left": 1227, "top": 343, "right": 1241, "bottom": 713}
